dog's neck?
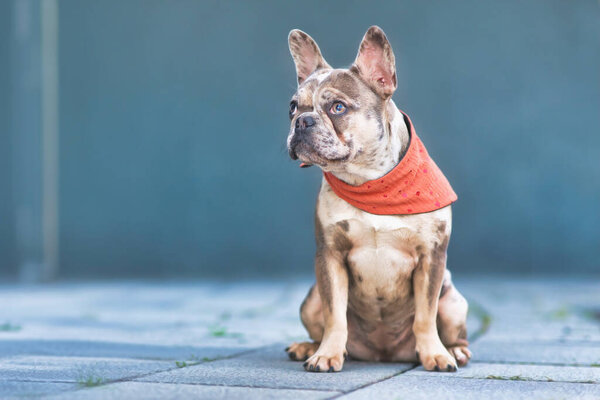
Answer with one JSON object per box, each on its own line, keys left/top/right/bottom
{"left": 330, "top": 101, "right": 410, "bottom": 186}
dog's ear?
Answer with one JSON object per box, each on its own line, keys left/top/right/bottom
{"left": 288, "top": 29, "right": 331, "bottom": 85}
{"left": 353, "top": 26, "right": 397, "bottom": 98}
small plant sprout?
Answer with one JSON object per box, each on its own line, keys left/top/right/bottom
{"left": 78, "top": 376, "right": 105, "bottom": 387}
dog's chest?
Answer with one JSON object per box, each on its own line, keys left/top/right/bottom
{"left": 344, "top": 218, "right": 419, "bottom": 300}
{"left": 317, "top": 179, "right": 448, "bottom": 302}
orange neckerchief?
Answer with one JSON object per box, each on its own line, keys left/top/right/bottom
{"left": 323, "top": 111, "right": 457, "bottom": 215}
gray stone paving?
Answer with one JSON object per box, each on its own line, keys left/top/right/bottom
{"left": 135, "top": 345, "right": 414, "bottom": 391}
{"left": 340, "top": 375, "right": 600, "bottom": 400}
{"left": 42, "top": 382, "right": 340, "bottom": 400}
{"left": 0, "top": 278, "right": 599, "bottom": 399}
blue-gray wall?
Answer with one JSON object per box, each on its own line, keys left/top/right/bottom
{"left": 0, "top": 1, "right": 17, "bottom": 279}
{"left": 1, "top": 0, "right": 599, "bottom": 279}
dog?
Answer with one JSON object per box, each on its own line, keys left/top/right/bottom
{"left": 285, "top": 26, "right": 471, "bottom": 373}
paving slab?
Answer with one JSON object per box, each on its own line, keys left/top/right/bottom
{"left": 0, "top": 339, "right": 248, "bottom": 361}
{"left": 339, "top": 374, "right": 600, "bottom": 400}
{"left": 0, "top": 281, "right": 307, "bottom": 349}
{"left": 470, "top": 340, "right": 600, "bottom": 365}
{"left": 0, "top": 381, "right": 75, "bottom": 400}
{"left": 0, "top": 355, "right": 175, "bottom": 383}
{"left": 137, "top": 344, "right": 414, "bottom": 392}
{"left": 476, "top": 320, "right": 600, "bottom": 343}
{"left": 41, "top": 382, "right": 339, "bottom": 400}
{"left": 407, "top": 362, "right": 600, "bottom": 383}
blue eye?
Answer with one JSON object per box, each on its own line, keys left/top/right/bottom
{"left": 330, "top": 102, "right": 347, "bottom": 115}
{"left": 289, "top": 101, "right": 298, "bottom": 119}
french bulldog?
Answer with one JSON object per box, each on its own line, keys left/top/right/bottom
{"left": 285, "top": 26, "right": 471, "bottom": 373}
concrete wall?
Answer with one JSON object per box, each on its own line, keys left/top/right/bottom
{"left": 0, "top": 1, "right": 17, "bottom": 279}
{"left": 1, "top": 0, "right": 599, "bottom": 279}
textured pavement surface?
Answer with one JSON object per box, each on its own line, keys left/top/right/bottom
{"left": 0, "top": 278, "right": 599, "bottom": 399}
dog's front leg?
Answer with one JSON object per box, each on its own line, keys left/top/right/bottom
{"left": 303, "top": 248, "right": 348, "bottom": 373}
{"left": 413, "top": 245, "right": 457, "bottom": 372}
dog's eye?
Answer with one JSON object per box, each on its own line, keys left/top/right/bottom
{"left": 289, "top": 101, "right": 298, "bottom": 119}
{"left": 330, "top": 102, "right": 347, "bottom": 115}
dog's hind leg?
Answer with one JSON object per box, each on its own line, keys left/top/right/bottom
{"left": 286, "top": 284, "right": 324, "bottom": 361}
{"left": 437, "top": 273, "right": 471, "bottom": 366}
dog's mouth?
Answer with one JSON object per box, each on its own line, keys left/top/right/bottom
{"left": 289, "top": 136, "right": 351, "bottom": 169}
{"left": 289, "top": 141, "right": 323, "bottom": 167}
{"left": 288, "top": 144, "right": 313, "bottom": 167}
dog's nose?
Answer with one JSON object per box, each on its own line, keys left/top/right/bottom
{"left": 295, "top": 115, "right": 316, "bottom": 132}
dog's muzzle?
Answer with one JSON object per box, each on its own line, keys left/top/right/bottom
{"left": 289, "top": 114, "right": 317, "bottom": 160}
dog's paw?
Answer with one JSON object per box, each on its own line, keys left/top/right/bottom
{"left": 285, "top": 342, "right": 319, "bottom": 361}
{"left": 416, "top": 341, "right": 457, "bottom": 372}
{"left": 448, "top": 345, "right": 472, "bottom": 366}
{"left": 303, "top": 349, "right": 346, "bottom": 373}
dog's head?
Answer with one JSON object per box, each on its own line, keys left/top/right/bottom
{"left": 287, "top": 26, "right": 399, "bottom": 173}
